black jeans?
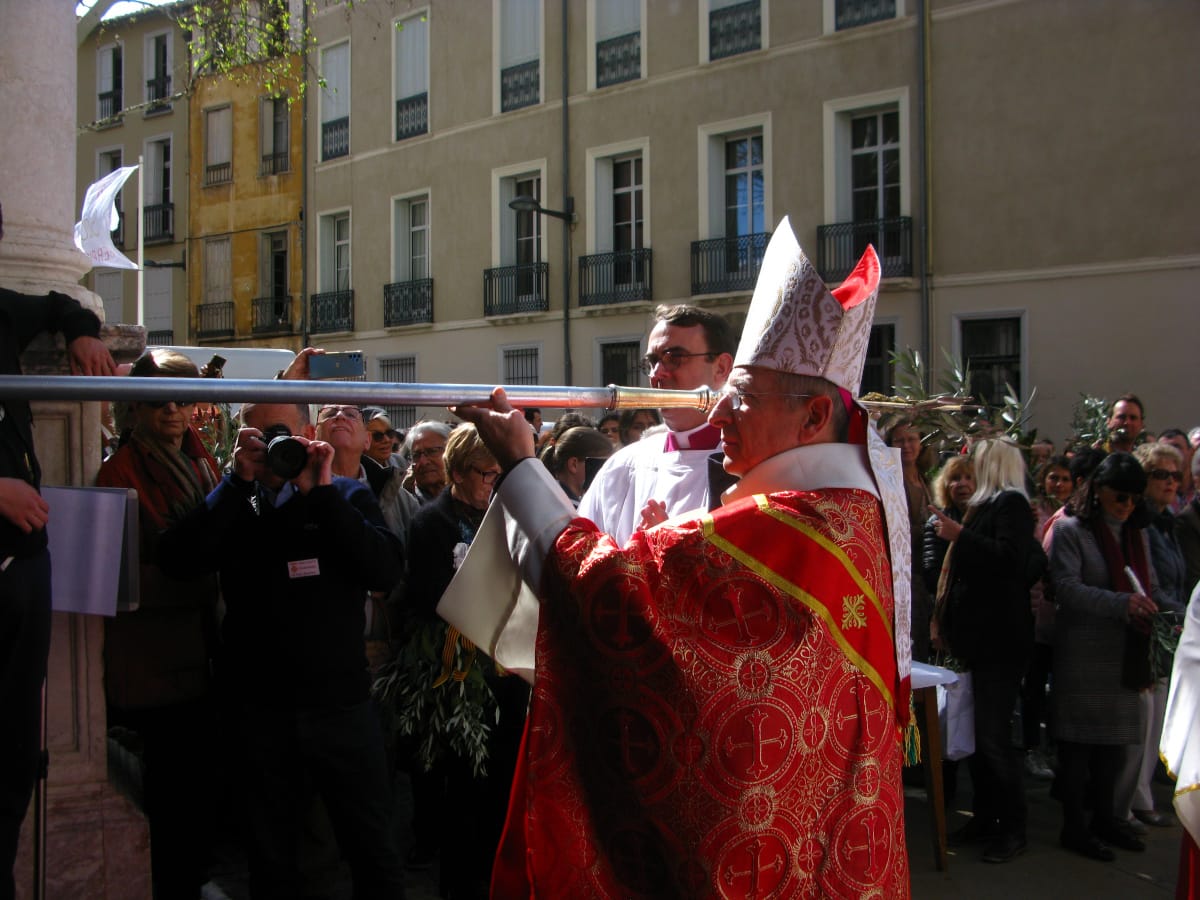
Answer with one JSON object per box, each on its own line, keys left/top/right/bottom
{"left": 967, "top": 664, "right": 1027, "bottom": 838}
{"left": 0, "top": 552, "right": 51, "bottom": 900}
{"left": 1055, "top": 740, "right": 1124, "bottom": 840}
{"left": 240, "top": 699, "right": 405, "bottom": 900}
{"left": 1021, "top": 642, "right": 1053, "bottom": 749}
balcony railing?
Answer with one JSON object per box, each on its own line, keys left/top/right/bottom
{"left": 500, "top": 60, "right": 539, "bottom": 113}
{"left": 395, "top": 92, "right": 428, "bottom": 141}
{"left": 260, "top": 151, "right": 289, "bottom": 176}
{"left": 835, "top": 0, "right": 897, "bottom": 30}
{"left": 204, "top": 161, "right": 231, "bottom": 186}
{"left": 197, "top": 301, "right": 234, "bottom": 339}
{"left": 816, "top": 217, "right": 913, "bottom": 282}
{"left": 596, "top": 31, "right": 640, "bottom": 88}
{"left": 484, "top": 263, "right": 548, "bottom": 316}
{"left": 710, "top": 0, "right": 761, "bottom": 60}
{"left": 690, "top": 232, "right": 769, "bottom": 295}
{"left": 143, "top": 203, "right": 174, "bottom": 243}
{"left": 309, "top": 289, "right": 354, "bottom": 333}
{"left": 252, "top": 295, "right": 293, "bottom": 334}
{"left": 383, "top": 278, "right": 434, "bottom": 326}
{"left": 321, "top": 116, "right": 349, "bottom": 161}
{"left": 579, "top": 249, "right": 653, "bottom": 307}
{"left": 147, "top": 329, "right": 174, "bottom": 345}
{"left": 98, "top": 89, "right": 122, "bottom": 119}
{"left": 145, "top": 74, "right": 172, "bottom": 110}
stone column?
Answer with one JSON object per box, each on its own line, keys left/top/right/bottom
{"left": 1, "top": 4, "right": 151, "bottom": 898}
{"left": 0, "top": 0, "right": 98, "bottom": 311}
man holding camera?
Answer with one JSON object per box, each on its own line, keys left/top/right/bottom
{"left": 158, "top": 401, "right": 406, "bottom": 899}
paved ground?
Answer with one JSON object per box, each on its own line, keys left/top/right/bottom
{"left": 202, "top": 765, "right": 1181, "bottom": 898}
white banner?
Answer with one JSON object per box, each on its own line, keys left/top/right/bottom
{"left": 74, "top": 165, "right": 139, "bottom": 270}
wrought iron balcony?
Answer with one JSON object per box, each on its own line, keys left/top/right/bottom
{"left": 690, "top": 232, "right": 769, "bottom": 295}
{"left": 197, "top": 301, "right": 234, "bottom": 339}
{"left": 260, "top": 151, "right": 289, "bottom": 176}
{"left": 309, "top": 289, "right": 354, "bottom": 333}
{"left": 816, "top": 216, "right": 913, "bottom": 282}
{"left": 143, "top": 203, "right": 174, "bottom": 243}
{"left": 322, "top": 116, "right": 349, "bottom": 161}
{"left": 710, "top": 0, "right": 761, "bottom": 61}
{"left": 484, "top": 263, "right": 548, "bottom": 316}
{"left": 145, "top": 74, "right": 172, "bottom": 110}
{"left": 835, "top": 0, "right": 897, "bottom": 30}
{"left": 579, "top": 249, "right": 653, "bottom": 307}
{"left": 204, "top": 161, "right": 231, "bottom": 186}
{"left": 501, "top": 60, "right": 539, "bottom": 113}
{"left": 147, "top": 329, "right": 174, "bottom": 345}
{"left": 98, "top": 89, "right": 122, "bottom": 119}
{"left": 597, "top": 31, "right": 640, "bottom": 88}
{"left": 395, "top": 92, "right": 428, "bottom": 141}
{"left": 383, "top": 278, "right": 433, "bottom": 326}
{"left": 252, "top": 295, "right": 293, "bottom": 334}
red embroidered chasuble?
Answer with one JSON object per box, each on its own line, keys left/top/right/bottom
{"left": 493, "top": 488, "right": 910, "bottom": 899}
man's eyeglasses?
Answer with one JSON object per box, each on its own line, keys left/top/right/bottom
{"left": 143, "top": 399, "right": 196, "bottom": 409}
{"left": 639, "top": 347, "right": 716, "bottom": 376}
{"left": 471, "top": 467, "right": 501, "bottom": 484}
{"left": 717, "top": 386, "right": 812, "bottom": 412}
{"left": 411, "top": 446, "right": 446, "bottom": 461}
{"left": 317, "top": 405, "right": 363, "bottom": 423}
{"left": 1148, "top": 469, "right": 1182, "bottom": 483}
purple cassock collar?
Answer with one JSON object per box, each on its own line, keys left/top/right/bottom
{"left": 663, "top": 423, "right": 722, "bottom": 453}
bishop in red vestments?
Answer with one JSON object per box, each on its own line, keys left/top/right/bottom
{"left": 448, "top": 218, "right": 912, "bottom": 898}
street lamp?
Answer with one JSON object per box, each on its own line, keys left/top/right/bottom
{"left": 508, "top": 194, "right": 576, "bottom": 384}
{"left": 508, "top": 194, "right": 576, "bottom": 223}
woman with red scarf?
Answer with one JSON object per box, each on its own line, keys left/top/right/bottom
{"left": 97, "top": 349, "right": 221, "bottom": 898}
{"left": 1048, "top": 452, "right": 1167, "bottom": 862}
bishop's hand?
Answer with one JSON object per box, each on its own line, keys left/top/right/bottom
{"left": 451, "top": 387, "right": 535, "bottom": 471}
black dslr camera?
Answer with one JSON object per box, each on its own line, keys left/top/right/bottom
{"left": 260, "top": 424, "right": 307, "bottom": 480}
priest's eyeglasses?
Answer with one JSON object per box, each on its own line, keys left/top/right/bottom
{"left": 717, "top": 386, "right": 813, "bottom": 412}
{"left": 640, "top": 347, "right": 717, "bottom": 375}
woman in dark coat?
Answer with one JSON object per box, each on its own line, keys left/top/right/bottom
{"left": 402, "top": 424, "right": 529, "bottom": 899}
{"left": 1048, "top": 452, "right": 1167, "bottom": 861}
{"left": 930, "top": 438, "right": 1036, "bottom": 864}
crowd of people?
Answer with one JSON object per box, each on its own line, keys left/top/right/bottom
{"left": 2, "top": 214, "right": 1197, "bottom": 898}
{"left": 907, "top": 392, "right": 1199, "bottom": 875}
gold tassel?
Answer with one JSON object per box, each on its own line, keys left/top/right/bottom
{"left": 903, "top": 693, "right": 922, "bottom": 766}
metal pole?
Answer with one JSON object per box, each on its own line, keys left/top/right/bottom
{"left": 560, "top": 0, "right": 572, "bottom": 385}
{"left": 137, "top": 154, "right": 144, "bottom": 326}
{"left": 0, "top": 376, "right": 716, "bottom": 413}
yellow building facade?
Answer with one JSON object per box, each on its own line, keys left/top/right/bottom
{"left": 187, "top": 56, "right": 306, "bottom": 352}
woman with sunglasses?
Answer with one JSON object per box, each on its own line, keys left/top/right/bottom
{"left": 400, "top": 424, "right": 528, "bottom": 898}
{"left": 1112, "top": 443, "right": 1189, "bottom": 831}
{"left": 96, "top": 349, "right": 221, "bottom": 897}
{"left": 1048, "top": 452, "right": 1168, "bottom": 862}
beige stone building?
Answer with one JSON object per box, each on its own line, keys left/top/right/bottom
{"left": 299, "top": 0, "right": 1198, "bottom": 437}
{"left": 76, "top": 2, "right": 191, "bottom": 344}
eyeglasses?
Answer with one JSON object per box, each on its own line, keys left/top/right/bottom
{"left": 1148, "top": 469, "right": 1182, "bottom": 483}
{"left": 368, "top": 431, "right": 391, "bottom": 442}
{"left": 639, "top": 347, "right": 716, "bottom": 376}
{"left": 471, "top": 467, "right": 501, "bottom": 484}
{"left": 717, "top": 386, "right": 813, "bottom": 412}
{"left": 316, "top": 405, "right": 363, "bottom": 423}
{"left": 411, "top": 446, "right": 446, "bottom": 461}
{"left": 143, "top": 399, "right": 196, "bottom": 409}
{"left": 1106, "top": 490, "right": 1142, "bottom": 505}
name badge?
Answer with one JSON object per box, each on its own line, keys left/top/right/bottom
{"left": 288, "top": 558, "right": 320, "bottom": 579}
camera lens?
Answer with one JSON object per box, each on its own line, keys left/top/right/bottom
{"left": 266, "top": 435, "right": 308, "bottom": 480}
